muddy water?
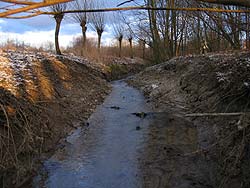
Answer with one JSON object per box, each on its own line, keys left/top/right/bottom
{"left": 34, "top": 81, "right": 206, "bottom": 188}
{"left": 34, "top": 81, "right": 151, "bottom": 188}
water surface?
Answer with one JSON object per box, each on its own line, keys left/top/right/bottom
{"left": 34, "top": 81, "right": 151, "bottom": 188}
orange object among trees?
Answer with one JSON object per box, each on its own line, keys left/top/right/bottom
{"left": 0, "top": 0, "right": 72, "bottom": 18}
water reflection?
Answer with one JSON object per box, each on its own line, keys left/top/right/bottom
{"left": 34, "top": 81, "right": 151, "bottom": 188}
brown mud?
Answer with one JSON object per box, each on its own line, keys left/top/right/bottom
{"left": 128, "top": 51, "right": 250, "bottom": 188}
{"left": 2, "top": 50, "right": 250, "bottom": 188}
{"left": 0, "top": 51, "right": 146, "bottom": 188}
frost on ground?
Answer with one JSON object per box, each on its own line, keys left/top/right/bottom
{"left": 0, "top": 51, "right": 104, "bottom": 98}
{"left": 0, "top": 50, "right": 111, "bottom": 188}
{"left": 0, "top": 49, "right": 147, "bottom": 187}
{"left": 128, "top": 51, "right": 250, "bottom": 188}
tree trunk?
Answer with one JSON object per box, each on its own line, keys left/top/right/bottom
{"left": 142, "top": 40, "right": 146, "bottom": 59}
{"left": 54, "top": 14, "right": 64, "bottom": 55}
{"left": 172, "top": 0, "right": 178, "bottom": 57}
{"left": 119, "top": 38, "right": 122, "bottom": 57}
{"left": 177, "top": 16, "right": 186, "bottom": 56}
{"left": 80, "top": 21, "right": 87, "bottom": 56}
{"left": 148, "top": 0, "right": 162, "bottom": 63}
{"left": 217, "top": 5, "right": 222, "bottom": 50}
{"left": 98, "top": 34, "right": 101, "bottom": 50}
{"left": 163, "top": 0, "right": 171, "bottom": 58}
{"left": 247, "top": 11, "right": 250, "bottom": 49}
{"left": 170, "top": 0, "right": 176, "bottom": 57}
{"left": 183, "top": 25, "right": 188, "bottom": 55}
{"left": 97, "top": 29, "right": 103, "bottom": 53}
{"left": 197, "top": 11, "right": 201, "bottom": 54}
{"left": 129, "top": 38, "right": 133, "bottom": 59}
{"left": 233, "top": 10, "right": 241, "bottom": 49}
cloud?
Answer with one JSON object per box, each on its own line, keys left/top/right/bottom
{"left": 0, "top": 19, "right": 6, "bottom": 24}
{"left": 0, "top": 29, "right": 81, "bottom": 48}
{"left": 0, "top": 29, "right": 114, "bottom": 48}
{"left": 0, "top": 18, "right": 115, "bottom": 48}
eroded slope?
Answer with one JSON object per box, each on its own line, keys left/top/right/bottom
{"left": 128, "top": 51, "right": 250, "bottom": 188}
{"left": 0, "top": 51, "right": 111, "bottom": 187}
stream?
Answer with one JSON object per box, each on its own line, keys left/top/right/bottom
{"left": 33, "top": 80, "right": 207, "bottom": 188}
{"left": 34, "top": 81, "right": 151, "bottom": 188}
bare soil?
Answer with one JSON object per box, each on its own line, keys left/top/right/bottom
{"left": 128, "top": 51, "right": 250, "bottom": 188}
{"left": 0, "top": 50, "right": 146, "bottom": 188}
{"left": 2, "top": 49, "right": 249, "bottom": 188}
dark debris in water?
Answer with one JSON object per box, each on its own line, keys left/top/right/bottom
{"left": 136, "top": 126, "right": 141, "bottom": 130}
{"left": 110, "top": 106, "right": 121, "bottom": 110}
{"left": 132, "top": 112, "right": 148, "bottom": 118}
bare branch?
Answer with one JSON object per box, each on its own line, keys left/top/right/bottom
{"left": 0, "top": 0, "right": 36, "bottom": 5}
{"left": 42, "top": 6, "right": 250, "bottom": 16}
{"left": 0, "top": 0, "right": 72, "bottom": 17}
{"left": 5, "top": 11, "right": 43, "bottom": 19}
{"left": 196, "top": 0, "right": 250, "bottom": 7}
{"left": 70, "top": 0, "right": 89, "bottom": 23}
{"left": 117, "top": 0, "right": 135, "bottom": 7}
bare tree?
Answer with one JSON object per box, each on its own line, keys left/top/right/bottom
{"left": 128, "top": 34, "right": 133, "bottom": 58}
{"left": 126, "top": 27, "right": 134, "bottom": 58}
{"left": 50, "top": 3, "right": 67, "bottom": 55}
{"left": 147, "top": 0, "right": 162, "bottom": 62}
{"left": 113, "top": 21, "right": 125, "bottom": 57}
{"left": 90, "top": 2, "right": 105, "bottom": 51}
{"left": 121, "top": 13, "right": 135, "bottom": 58}
{"left": 138, "top": 27, "right": 149, "bottom": 59}
{"left": 90, "top": 13, "right": 105, "bottom": 50}
{"left": 70, "top": 0, "right": 90, "bottom": 55}
{"left": 194, "top": 2, "right": 243, "bottom": 50}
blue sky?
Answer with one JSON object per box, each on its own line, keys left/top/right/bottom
{"left": 0, "top": 0, "right": 136, "bottom": 48}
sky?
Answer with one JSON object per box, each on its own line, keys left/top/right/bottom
{"left": 0, "top": 0, "right": 136, "bottom": 49}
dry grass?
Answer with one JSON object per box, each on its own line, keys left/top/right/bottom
{"left": 0, "top": 49, "right": 111, "bottom": 187}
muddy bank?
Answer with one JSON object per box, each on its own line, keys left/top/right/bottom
{"left": 59, "top": 55, "right": 149, "bottom": 81}
{"left": 128, "top": 51, "right": 250, "bottom": 187}
{"left": 0, "top": 50, "right": 149, "bottom": 187}
{"left": 0, "top": 51, "right": 111, "bottom": 188}
{"left": 101, "top": 57, "right": 148, "bottom": 81}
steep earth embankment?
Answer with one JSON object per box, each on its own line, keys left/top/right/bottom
{"left": 0, "top": 51, "right": 111, "bottom": 187}
{"left": 0, "top": 50, "right": 145, "bottom": 188}
{"left": 128, "top": 51, "right": 250, "bottom": 188}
